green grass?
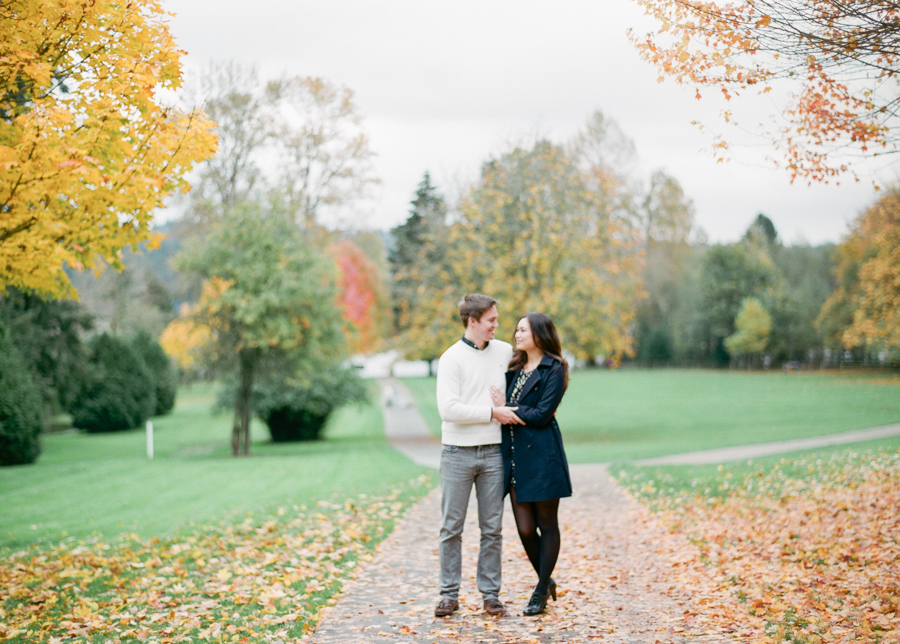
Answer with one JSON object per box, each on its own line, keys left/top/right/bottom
{"left": 401, "top": 369, "right": 900, "bottom": 462}
{"left": 401, "top": 376, "right": 444, "bottom": 439}
{"left": 615, "top": 434, "right": 900, "bottom": 505}
{"left": 0, "top": 382, "right": 430, "bottom": 548}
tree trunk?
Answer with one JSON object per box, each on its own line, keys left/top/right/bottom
{"left": 233, "top": 347, "right": 258, "bottom": 457}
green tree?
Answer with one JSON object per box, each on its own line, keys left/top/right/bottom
{"left": 725, "top": 297, "right": 773, "bottom": 366}
{"left": 743, "top": 213, "right": 779, "bottom": 247}
{"left": 699, "top": 243, "right": 781, "bottom": 364}
{"left": 70, "top": 334, "right": 155, "bottom": 432}
{"left": 0, "top": 288, "right": 93, "bottom": 415}
{"left": 131, "top": 330, "right": 178, "bottom": 417}
{"left": 177, "top": 206, "right": 346, "bottom": 456}
{"left": 0, "top": 329, "right": 43, "bottom": 465}
{"left": 771, "top": 243, "right": 835, "bottom": 361}
{"left": 389, "top": 172, "right": 450, "bottom": 367}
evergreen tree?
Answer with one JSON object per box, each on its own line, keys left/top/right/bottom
{"left": 0, "top": 288, "right": 93, "bottom": 415}
{"left": 388, "top": 173, "right": 449, "bottom": 369}
{"left": 0, "top": 329, "right": 44, "bottom": 466}
{"left": 70, "top": 334, "right": 156, "bottom": 432}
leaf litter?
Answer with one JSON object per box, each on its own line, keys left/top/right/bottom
{"left": 622, "top": 447, "right": 900, "bottom": 644}
{"left": 0, "top": 475, "right": 431, "bottom": 643}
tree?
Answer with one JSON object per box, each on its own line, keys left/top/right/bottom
{"left": 743, "top": 214, "right": 779, "bottom": 247}
{"left": 70, "top": 334, "right": 155, "bottom": 433}
{"left": 770, "top": 242, "right": 835, "bottom": 361}
{"left": 331, "top": 239, "right": 390, "bottom": 354}
{"left": 252, "top": 363, "right": 367, "bottom": 442}
{"left": 181, "top": 66, "right": 378, "bottom": 233}
{"left": 633, "top": 171, "right": 696, "bottom": 363}
{"left": 818, "top": 188, "right": 900, "bottom": 353}
{"left": 131, "top": 330, "right": 178, "bottom": 416}
{"left": 389, "top": 172, "right": 450, "bottom": 366}
{"left": 725, "top": 297, "right": 773, "bottom": 365}
{"left": 407, "top": 139, "right": 643, "bottom": 362}
{"left": 569, "top": 111, "right": 639, "bottom": 218}
{"left": 638, "top": 171, "right": 695, "bottom": 246}
{"left": 267, "top": 77, "right": 378, "bottom": 226}
{"left": 699, "top": 243, "right": 781, "bottom": 364}
{"left": 0, "top": 0, "right": 217, "bottom": 299}
{"left": 160, "top": 304, "right": 213, "bottom": 377}
{"left": 176, "top": 206, "right": 346, "bottom": 456}
{"left": 0, "top": 329, "right": 43, "bottom": 465}
{"left": 630, "top": 0, "right": 900, "bottom": 181}
{"left": 0, "top": 288, "right": 93, "bottom": 415}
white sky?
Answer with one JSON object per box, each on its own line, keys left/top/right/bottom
{"left": 162, "top": 0, "right": 895, "bottom": 245}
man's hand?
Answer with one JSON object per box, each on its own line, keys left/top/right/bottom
{"left": 489, "top": 385, "right": 506, "bottom": 407}
{"left": 492, "top": 406, "right": 524, "bottom": 425}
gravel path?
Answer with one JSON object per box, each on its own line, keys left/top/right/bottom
{"left": 311, "top": 378, "right": 896, "bottom": 642}
{"left": 313, "top": 463, "right": 742, "bottom": 644}
{"left": 313, "top": 380, "right": 743, "bottom": 643}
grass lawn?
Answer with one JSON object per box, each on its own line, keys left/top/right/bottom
{"left": 401, "top": 369, "right": 900, "bottom": 462}
{"left": 616, "top": 433, "right": 900, "bottom": 503}
{"left": 0, "top": 382, "right": 430, "bottom": 548}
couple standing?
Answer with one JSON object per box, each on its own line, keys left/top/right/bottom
{"left": 434, "top": 293, "right": 571, "bottom": 617}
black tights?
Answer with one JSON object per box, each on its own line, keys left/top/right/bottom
{"left": 510, "top": 488, "right": 560, "bottom": 594}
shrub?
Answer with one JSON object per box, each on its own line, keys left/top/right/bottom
{"left": 70, "top": 333, "right": 155, "bottom": 432}
{"left": 131, "top": 330, "right": 177, "bottom": 416}
{"left": 252, "top": 365, "right": 368, "bottom": 442}
{"left": 0, "top": 329, "right": 44, "bottom": 465}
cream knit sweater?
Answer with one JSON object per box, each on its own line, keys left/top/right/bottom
{"left": 435, "top": 338, "right": 513, "bottom": 446}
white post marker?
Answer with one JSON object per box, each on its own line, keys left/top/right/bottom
{"left": 146, "top": 421, "right": 154, "bottom": 459}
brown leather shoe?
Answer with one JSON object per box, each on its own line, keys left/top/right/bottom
{"left": 483, "top": 597, "right": 507, "bottom": 616}
{"left": 434, "top": 598, "right": 459, "bottom": 617}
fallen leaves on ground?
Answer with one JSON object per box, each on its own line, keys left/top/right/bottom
{"left": 0, "top": 475, "right": 431, "bottom": 643}
{"left": 314, "top": 466, "right": 742, "bottom": 643}
{"left": 622, "top": 448, "right": 900, "bottom": 644}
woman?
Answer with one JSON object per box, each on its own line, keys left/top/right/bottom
{"left": 490, "top": 312, "right": 572, "bottom": 615}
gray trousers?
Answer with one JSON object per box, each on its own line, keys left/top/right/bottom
{"left": 439, "top": 444, "right": 504, "bottom": 601}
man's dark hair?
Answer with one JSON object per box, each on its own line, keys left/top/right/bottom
{"left": 457, "top": 293, "right": 498, "bottom": 328}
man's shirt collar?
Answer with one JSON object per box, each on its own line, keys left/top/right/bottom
{"left": 461, "top": 334, "right": 489, "bottom": 351}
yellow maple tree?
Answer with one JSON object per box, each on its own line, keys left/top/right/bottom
{"left": 835, "top": 190, "right": 900, "bottom": 352}
{"left": 0, "top": 0, "right": 216, "bottom": 299}
{"left": 401, "top": 140, "right": 644, "bottom": 363}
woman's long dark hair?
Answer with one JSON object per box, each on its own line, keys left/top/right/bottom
{"left": 508, "top": 312, "right": 569, "bottom": 389}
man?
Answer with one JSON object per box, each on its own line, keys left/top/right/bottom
{"left": 434, "top": 293, "right": 523, "bottom": 618}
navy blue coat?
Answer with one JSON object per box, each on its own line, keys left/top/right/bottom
{"left": 501, "top": 354, "right": 572, "bottom": 503}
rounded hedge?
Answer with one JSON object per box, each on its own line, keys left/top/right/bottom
{"left": 70, "top": 333, "right": 155, "bottom": 432}
{"left": 253, "top": 365, "right": 367, "bottom": 442}
{"left": 131, "top": 330, "right": 177, "bottom": 416}
{"left": 0, "top": 331, "right": 44, "bottom": 466}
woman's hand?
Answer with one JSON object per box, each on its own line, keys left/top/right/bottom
{"left": 489, "top": 385, "right": 506, "bottom": 407}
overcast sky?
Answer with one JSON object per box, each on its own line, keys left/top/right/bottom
{"left": 162, "top": 0, "right": 894, "bottom": 245}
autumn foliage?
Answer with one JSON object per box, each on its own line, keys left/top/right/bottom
{"left": 160, "top": 303, "right": 214, "bottom": 373}
{"left": 626, "top": 449, "right": 900, "bottom": 643}
{"left": 396, "top": 140, "right": 643, "bottom": 363}
{"left": 817, "top": 188, "right": 900, "bottom": 353}
{"left": 0, "top": 0, "right": 216, "bottom": 299}
{"left": 331, "top": 239, "right": 388, "bottom": 354}
{"left": 0, "top": 480, "right": 429, "bottom": 642}
{"left": 630, "top": 0, "right": 900, "bottom": 181}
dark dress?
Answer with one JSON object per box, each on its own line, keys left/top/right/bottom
{"left": 501, "top": 354, "right": 573, "bottom": 503}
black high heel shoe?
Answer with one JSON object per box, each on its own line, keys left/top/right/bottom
{"left": 523, "top": 579, "right": 557, "bottom": 615}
